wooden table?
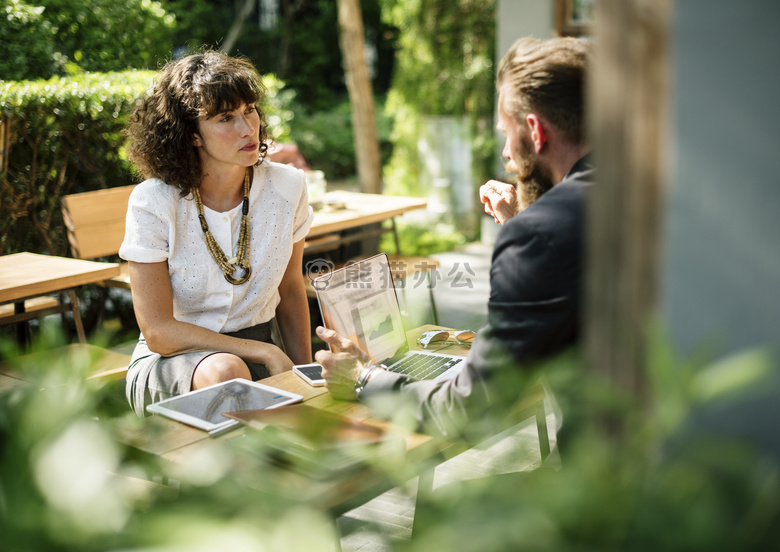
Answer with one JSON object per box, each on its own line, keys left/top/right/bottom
{"left": 0, "top": 252, "right": 120, "bottom": 345}
{"left": 305, "top": 191, "right": 428, "bottom": 255}
{"left": 117, "top": 325, "right": 471, "bottom": 516}
{"left": 0, "top": 372, "right": 26, "bottom": 394}
{"left": 115, "top": 323, "right": 550, "bottom": 539}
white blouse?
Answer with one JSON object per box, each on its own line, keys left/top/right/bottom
{"left": 119, "top": 161, "right": 313, "bottom": 333}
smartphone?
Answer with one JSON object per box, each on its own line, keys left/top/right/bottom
{"left": 293, "top": 363, "right": 326, "bottom": 387}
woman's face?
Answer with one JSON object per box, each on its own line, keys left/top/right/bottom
{"left": 193, "top": 103, "right": 261, "bottom": 173}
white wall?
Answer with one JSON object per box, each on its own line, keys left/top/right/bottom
{"left": 662, "top": 2, "right": 780, "bottom": 358}
{"left": 497, "top": 0, "right": 554, "bottom": 55}
{"left": 494, "top": 0, "right": 554, "bottom": 176}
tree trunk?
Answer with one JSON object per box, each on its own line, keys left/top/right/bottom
{"left": 584, "top": 0, "right": 672, "bottom": 403}
{"left": 221, "top": 0, "right": 257, "bottom": 54}
{"left": 336, "top": 0, "right": 382, "bottom": 194}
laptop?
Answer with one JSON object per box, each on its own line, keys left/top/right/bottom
{"left": 314, "top": 253, "right": 465, "bottom": 382}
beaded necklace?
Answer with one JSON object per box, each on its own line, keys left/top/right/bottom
{"left": 192, "top": 167, "right": 252, "bottom": 285}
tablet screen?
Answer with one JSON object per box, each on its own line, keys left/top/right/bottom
{"left": 146, "top": 378, "right": 303, "bottom": 434}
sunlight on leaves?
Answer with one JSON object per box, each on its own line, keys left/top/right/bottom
{"left": 34, "top": 419, "right": 128, "bottom": 534}
{"left": 691, "top": 349, "right": 774, "bottom": 404}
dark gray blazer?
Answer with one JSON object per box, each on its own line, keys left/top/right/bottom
{"left": 361, "top": 156, "right": 594, "bottom": 437}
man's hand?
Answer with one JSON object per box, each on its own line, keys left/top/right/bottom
{"left": 479, "top": 180, "right": 518, "bottom": 225}
{"left": 314, "top": 326, "right": 371, "bottom": 401}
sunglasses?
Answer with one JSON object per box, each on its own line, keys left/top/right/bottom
{"left": 417, "top": 329, "right": 476, "bottom": 349}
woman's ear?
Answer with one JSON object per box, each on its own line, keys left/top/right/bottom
{"left": 192, "top": 134, "right": 202, "bottom": 147}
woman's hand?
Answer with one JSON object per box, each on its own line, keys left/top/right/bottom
{"left": 259, "top": 343, "right": 295, "bottom": 376}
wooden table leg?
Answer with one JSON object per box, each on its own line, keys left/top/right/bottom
{"left": 13, "top": 301, "right": 30, "bottom": 349}
{"left": 67, "top": 289, "right": 87, "bottom": 344}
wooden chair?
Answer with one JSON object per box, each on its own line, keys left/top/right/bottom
{"left": 45, "top": 185, "right": 137, "bottom": 371}
{"left": 61, "top": 184, "right": 135, "bottom": 289}
{"left": 0, "top": 343, "right": 131, "bottom": 384}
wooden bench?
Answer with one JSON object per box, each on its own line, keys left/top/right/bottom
{"left": 0, "top": 295, "right": 60, "bottom": 318}
{"left": 61, "top": 184, "right": 136, "bottom": 289}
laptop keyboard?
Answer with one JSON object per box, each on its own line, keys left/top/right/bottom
{"left": 388, "top": 352, "right": 461, "bottom": 381}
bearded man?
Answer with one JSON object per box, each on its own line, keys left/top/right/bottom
{"left": 314, "top": 37, "right": 593, "bottom": 437}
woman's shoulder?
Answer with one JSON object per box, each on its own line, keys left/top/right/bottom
{"left": 129, "top": 178, "right": 183, "bottom": 210}
{"left": 258, "top": 160, "right": 304, "bottom": 182}
{"left": 133, "top": 178, "right": 181, "bottom": 198}
{"left": 255, "top": 160, "right": 305, "bottom": 201}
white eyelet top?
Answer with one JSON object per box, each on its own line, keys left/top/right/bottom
{"left": 119, "top": 161, "right": 313, "bottom": 333}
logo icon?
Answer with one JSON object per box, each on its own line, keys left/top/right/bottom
{"left": 305, "top": 258, "right": 335, "bottom": 290}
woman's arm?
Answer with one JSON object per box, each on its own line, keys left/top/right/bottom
{"left": 274, "top": 238, "right": 312, "bottom": 365}
{"left": 128, "top": 260, "right": 293, "bottom": 373}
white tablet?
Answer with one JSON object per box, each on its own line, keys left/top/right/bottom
{"left": 146, "top": 378, "right": 303, "bottom": 436}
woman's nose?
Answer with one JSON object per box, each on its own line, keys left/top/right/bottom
{"left": 239, "top": 115, "right": 254, "bottom": 136}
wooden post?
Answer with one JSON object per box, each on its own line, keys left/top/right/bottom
{"left": 584, "top": 0, "right": 672, "bottom": 399}
{"left": 337, "top": 0, "right": 383, "bottom": 194}
{"left": 0, "top": 115, "right": 9, "bottom": 174}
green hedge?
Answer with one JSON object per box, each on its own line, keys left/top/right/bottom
{"left": 0, "top": 71, "right": 292, "bottom": 257}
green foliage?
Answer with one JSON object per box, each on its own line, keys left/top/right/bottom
{"left": 379, "top": 0, "right": 496, "bottom": 223}
{"left": 403, "top": 340, "right": 780, "bottom": 551}
{"left": 380, "top": 220, "right": 467, "bottom": 257}
{"left": 163, "top": 0, "right": 397, "bottom": 112}
{"left": 261, "top": 74, "right": 295, "bottom": 143}
{"left": 290, "top": 99, "right": 355, "bottom": 179}
{"left": 162, "top": 0, "right": 232, "bottom": 53}
{"left": 289, "top": 96, "right": 393, "bottom": 180}
{"left": 381, "top": 0, "right": 496, "bottom": 118}
{"left": 0, "top": 0, "right": 175, "bottom": 80}
{"left": 41, "top": 0, "right": 175, "bottom": 73}
{"left": 0, "top": 71, "right": 293, "bottom": 257}
{"left": 0, "top": 329, "right": 338, "bottom": 551}
{"left": 3, "top": 327, "right": 780, "bottom": 550}
{"left": 0, "top": 0, "right": 57, "bottom": 81}
{"left": 0, "top": 70, "right": 155, "bottom": 256}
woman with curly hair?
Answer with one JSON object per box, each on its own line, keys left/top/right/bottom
{"left": 119, "top": 51, "right": 313, "bottom": 416}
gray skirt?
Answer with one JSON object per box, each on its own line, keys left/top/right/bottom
{"left": 125, "top": 322, "right": 275, "bottom": 417}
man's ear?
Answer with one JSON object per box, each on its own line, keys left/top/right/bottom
{"left": 526, "top": 113, "right": 547, "bottom": 154}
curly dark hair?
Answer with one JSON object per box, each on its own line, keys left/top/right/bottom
{"left": 126, "top": 50, "right": 270, "bottom": 196}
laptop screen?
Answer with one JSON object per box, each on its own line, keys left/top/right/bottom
{"left": 314, "top": 254, "right": 409, "bottom": 362}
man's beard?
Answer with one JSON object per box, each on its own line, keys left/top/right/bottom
{"left": 512, "top": 133, "right": 554, "bottom": 211}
